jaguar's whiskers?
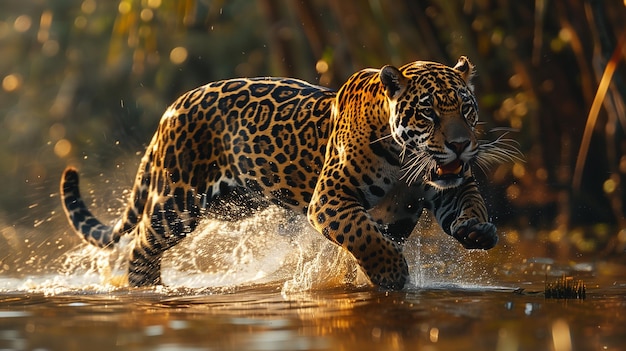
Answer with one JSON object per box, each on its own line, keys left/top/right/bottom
{"left": 475, "top": 129, "right": 524, "bottom": 175}
{"left": 369, "top": 133, "right": 394, "bottom": 145}
{"left": 400, "top": 147, "right": 437, "bottom": 185}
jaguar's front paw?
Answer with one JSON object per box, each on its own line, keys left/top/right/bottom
{"left": 452, "top": 218, "right": 498, "bottom": 250}
{"left": 362, "top": 255, "right": 409, "bottom": 290}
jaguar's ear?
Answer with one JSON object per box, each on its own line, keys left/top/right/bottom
{"left": 380, "top": 65, "right": 407, "bottom": 99}
{"left": 453, "top": 56, "right": 475, "bottom": 90}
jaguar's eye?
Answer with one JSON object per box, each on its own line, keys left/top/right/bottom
{"left": 420, "top": 107, "right": 438, "bottom": 122}
{"left": 416, "top": 94, "right": 437, "bottom": 122}
{"left": 461, "top": 103, "right": 473, "bottom": 118}
{"left": 460, "top": 100, "right": 478, "bottom": 126}
{"left": 458, "top": 90, "right": 478, "bottom": 126}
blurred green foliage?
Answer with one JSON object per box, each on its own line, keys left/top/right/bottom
{"left": 0, "top": 0, "right": 624, "bottom": 253}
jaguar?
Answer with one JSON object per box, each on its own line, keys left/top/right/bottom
{"left": 60, "top": 56, "right": 517, "bottom": 290}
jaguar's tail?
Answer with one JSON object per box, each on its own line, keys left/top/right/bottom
{"left": 60, "top": 167, "right": 122, "bottom": 248}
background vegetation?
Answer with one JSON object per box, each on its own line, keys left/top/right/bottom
{"left": 0, "top": 0, "right": 624, "bottom": 266}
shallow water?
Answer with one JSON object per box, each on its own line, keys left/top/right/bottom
{"left": 1, "top": 209, "right": 625, "bottom": 351}
{"left": 1, "top": 284, "right": 625, "bottom": 351}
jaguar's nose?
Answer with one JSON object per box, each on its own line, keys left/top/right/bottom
{"left": 445, "top": 140, "right": 470, "bottom": 156}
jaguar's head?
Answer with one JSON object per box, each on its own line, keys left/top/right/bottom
{"left": 380, "top": 56, "right": 515, "bottom": 190}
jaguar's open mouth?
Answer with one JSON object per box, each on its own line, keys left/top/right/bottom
{"left": 433, "top": 159, "right": 464, "bottom": 181}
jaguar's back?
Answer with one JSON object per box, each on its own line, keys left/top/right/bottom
{"left": 147, "top": 77, "right": 336, "bottom": 215}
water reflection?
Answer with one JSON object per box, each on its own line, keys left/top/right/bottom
{"left": 1, "top": 283, "right": 625, "bottom": 351}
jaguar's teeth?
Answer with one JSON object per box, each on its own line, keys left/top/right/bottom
{"left": 436, "top": 160, "right": 463, "bottom": 176}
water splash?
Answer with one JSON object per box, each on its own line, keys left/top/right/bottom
{"left": 163, "top": 207, "right": 367, "bottom": 293}
{"left": 0, "top": 243, "right": 128, "bottom": 294}
{"left": 1, "top": 205, "right": 505, "bottom": 294}
{"left": 163, "top": 209, "right": 300, "bottom": 289}
{"left": 404, "top": 211, "right": 497, "bottom": 290}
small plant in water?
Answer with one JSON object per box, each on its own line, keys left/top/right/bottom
{"left": 545, "top": 274, "right": 586, "bottom": 300}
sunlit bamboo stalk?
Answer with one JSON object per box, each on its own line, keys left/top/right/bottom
{"left": 572, "top": 31, "right": 626, "bottom": 191}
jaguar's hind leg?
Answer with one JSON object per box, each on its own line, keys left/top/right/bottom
{"left": 127, "top": 222, "right": 165, "bottom": 286}
{"left": 126, "top": 196, "right": 202, "bottom": 287}
{"left": 128, "top": 248, "right": 163, "bottom": 286}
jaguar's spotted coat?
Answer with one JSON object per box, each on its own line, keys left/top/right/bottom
{"left": 61, "top": 57, "right": 513, "bottom": 289}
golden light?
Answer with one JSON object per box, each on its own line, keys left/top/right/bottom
{"left": 510, "top": 116, "right": 523, "bottom": 129}
{"left": 504, "top": 230, "right": 519, "bottom": 244}
{"left": 548, "top": 229, "right": 564, "bottom": 243}
{"left": 170, "top": 46, "right": 188, "bottom": 65}
{"left": 2, "top": 74, "right": 22, "bottom": 92}
{"left": 429, "top": 327, "right": 439, "bottom": 343}
{"left": 140, "top": 8, "right": 153, "bottom": 22}
{"left": 506, "top": 184, "right": 520, "bottom": 200}
{"left": 558, "top": 28, "right": 572, "bottom": 43}
{"left": 37, "top": 11, "right": 53, "bottom": 43}
{"left": 508, "top": 74, "right": 522, "bottom": 89}
{"left": 81, "top": 0, "right": 96, "bottom": 14}
{"left": 491, "top": 31, "right": 503, "bottom": 45}
{"left": 54, "top": 139, "right": 72, "bottom": 158}
{"left": 118, "top": 1, "right": 132, "bottom": 15}
{"left": 315, "top": 60, "right": 329, "bottom": 74}
{"left": 501, "top": 97, "right": 515, "bottom": 112}
{"left": 514, "top": 103, "right": 528, "bottom": 117}
{"left": 13, "top": 15, "right": 32, "bottom": 32}
{"left": 371, "top": 327, "right": 382, "bottom": 339}
{"left": 74, "top": 16, "right": 87, "bottom": 29}
{"left": 603, "top": 178, "right": 617, "bottom": 194}
{"left": 536, "top": 168, "right": 548, "bottom": 181}
{"left": 551, "top": 319, "right": 572, "bottom": 351}
{"left": 512, "top": 163, "right": 526, "bottom": 178}
{"left": 147, "top": 0, "right": 162, "bottom": 8}
{"left": 550, "top": 38, "right": 565, "bottom": 52}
